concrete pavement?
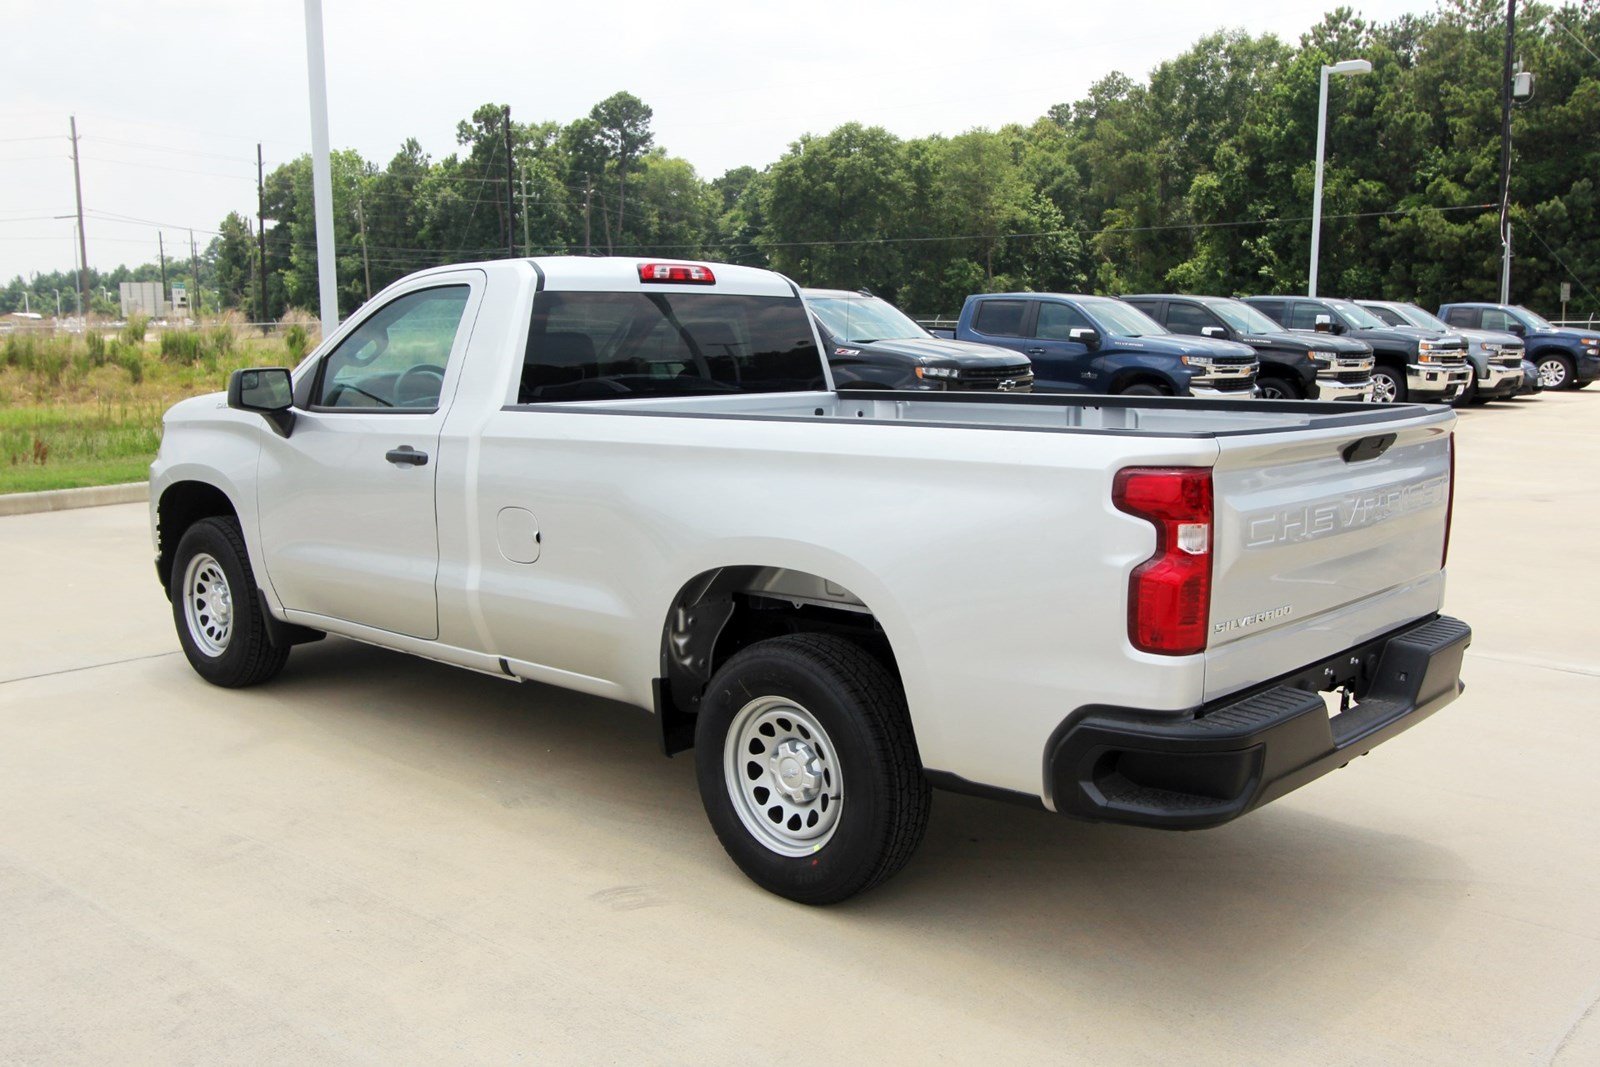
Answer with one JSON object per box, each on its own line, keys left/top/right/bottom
{"left": 1, "top": 393, "right": 1597, "bottom": 1064}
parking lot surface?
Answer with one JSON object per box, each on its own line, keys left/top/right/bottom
{"left": 2, "top": 393, "right": 1597, "bottom": 1064}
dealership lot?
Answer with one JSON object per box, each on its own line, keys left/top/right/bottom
{"left": 1, "top": 393, "right": 1597, "bottom": 1064}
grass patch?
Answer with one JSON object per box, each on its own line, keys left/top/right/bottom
{"left": 1, "top": 326, "right": 300, "bottom": 495}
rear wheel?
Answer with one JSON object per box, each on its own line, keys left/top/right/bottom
{"left": 694, "top": 633, "right": 930, "bottom": 904}
{"left": 1256, "top": 375, "right": 1303, "bottom": 400}
{"left": 1370, "top": 365, "right": 1406, "bottom": 403}
{"left": 169, "top": 517, "right": 290, "bottom": 687}
{"left": 1538, "top": 355, "right": 1574, "bottom": 390}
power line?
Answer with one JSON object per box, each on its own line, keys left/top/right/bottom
{"left": 1521, "top": 223, "right": 1599, "bottom": 306}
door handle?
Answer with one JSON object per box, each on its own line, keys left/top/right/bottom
{"left": 385, "top": 446, "right": 429, "bottom": 467}
{"left": 1026, "top": 347, "right": 1045, "bottom": 356}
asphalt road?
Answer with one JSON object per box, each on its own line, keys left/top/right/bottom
{"left": 2, "top": 392, "right": 1597, "bottom": 1064}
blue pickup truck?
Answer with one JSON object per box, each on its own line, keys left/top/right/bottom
{"left": 934, "top": 292, "right": 1258, "bottom": 397}
{"left": 1437, "top": 303, "right": 1600, "bottom": 390}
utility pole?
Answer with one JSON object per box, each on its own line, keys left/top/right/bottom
{"left": 355, "top": 197, "right": 372, "bottom": 300}
{"left": 583, "top": 176, "right": 592, "bottom": 254}
{"left": 257, "top": 143, "right": 268, "bottom": 325}
{"left": 189, "top": 230, "right": 201, "bottom": 317}
{"left": 1498, "top": 0, "right": 1517, "bottom": 303}
{"left": 503, "top": 105, "right": 515, "bottom": 258}
{"left": 69, "top": 116, "right": 90, "bottom": 315}
{"left": 303, "top": 0, "right": 340, "bottom": 334}
{"left": 520, "top": 165, "right": 531, "bottom": 256}
{"left": 157, "top": 232, "right": 168, "bottom": 311}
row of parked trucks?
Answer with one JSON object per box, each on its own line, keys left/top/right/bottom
{"left": 806, "top": 287, "right": 1600, "bottom": 406}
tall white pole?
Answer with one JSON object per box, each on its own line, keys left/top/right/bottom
{"left": 1308, "top": 67, "right": 1331, "bottom": 298}
{"left": 303, "top": 0, "right": 339, "bottom": 335}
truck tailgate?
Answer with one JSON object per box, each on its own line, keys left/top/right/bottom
{"left": 1204, "top": 407, "right": 1455, "bottom": 701}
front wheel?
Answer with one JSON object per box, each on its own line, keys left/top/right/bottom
{"left": 1538, "top": 355, "right": 1574, "bottom": 390}
{"left": 1119, "top": 382, "right": 1170, "bottom": 397}
{"left": 169, "top": 517, "right": 290, "bottom": 687}
{"left": 1256, "top": 375, "right": 1303, "bottom": 400}
{"left": 694, "top": 634, "right": 930, "bottom": 904}
{"left": 1370, "top": 365, "right": 1406, "bottom": 403}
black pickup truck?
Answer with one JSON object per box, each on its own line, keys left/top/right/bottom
{"left": 803, "top": 289, "right": 1033, "bottom": 392}
{"left": 1124, "top": 294, "right": 1375, "bottom": 401}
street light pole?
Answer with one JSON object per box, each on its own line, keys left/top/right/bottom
{"left": 303, "top": 0, "right": 340, "bottom": 336}
{"left": 1308, "top": 58, "right": 1373, "bottom": 297}
{"left": 1498, "top": 0, "right": 1517, "bottom": 303}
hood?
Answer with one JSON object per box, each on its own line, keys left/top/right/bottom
{"left": 1546, "top": 326, "right": 1600, "bottom": 344}
{"left": 834, "top": 335, "right": 1030, "bottom": 368}
{"left": 1115, "top": 333, "right": 1257, "bottom": 360}
{"left": 1233, "top": 330, "right": 1371, "bottom": 356}
{"left": 1449, "top": 326, "right": 1524, "bottom": 346}
{"left": 1347, "top": 325, "right": 1463, "bottom": 348}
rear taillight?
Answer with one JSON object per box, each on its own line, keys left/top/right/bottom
{"left": 1113, "top": 467, "right": 1213, "bottom": 656}
{"left": 638, "top": 262, "right": 716, "bottom": 284}
{"left": 1442, "top": 432, "right": 1455, "bottom": 568}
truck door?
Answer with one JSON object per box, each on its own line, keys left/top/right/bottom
{"left": 1028, "top": 299, "right": 1098, "bottom": 392}
{"left": 256, "top": 272, "right": 484, "bottom": 639}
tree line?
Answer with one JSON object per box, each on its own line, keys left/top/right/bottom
{"left": 6, "top": 0, "right": 1598, "bottom": 322}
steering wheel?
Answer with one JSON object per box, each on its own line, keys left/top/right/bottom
{"left": 393, "top": 364, "right": 446, "bottom": 407}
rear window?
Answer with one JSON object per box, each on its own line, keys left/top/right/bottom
{"left": 972, "top": 300, "right": 1027, "bottom": 337}
{"left": 519, "top": 291, "right": 823, "bottom": 402}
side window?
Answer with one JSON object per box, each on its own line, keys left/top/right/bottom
{"left": 1443, "top": 307, "right": 1478, "bottom": 328}
{"left": 972, "top": 300, "right": 1027, "bottom": 337}
{"left": 1035, "top": 302, "right": 1091, "bottom": 340}
{"left": 1287, "top": 302, "right": 1327, "bottom": 331}
{"left": 1249, "top": 300, "right": 1285, "bottom": 325}
{"left": 1165, "top": 303, "right": 1222, "bottom": 336}
{"left": 1365, "top": 305, "right": 1405, "bottom": 327}
{"left": 314, "top": 286, "right": 470, "bottom": 410}
{"left": 1480, "top": 308, "right": 1512, "bottom": 331}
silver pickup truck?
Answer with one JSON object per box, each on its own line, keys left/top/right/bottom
{"left": 150, "top": 257, "right": 1470, "bottom": 903}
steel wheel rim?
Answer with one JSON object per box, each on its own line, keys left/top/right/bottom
{"left": 1538, "top": 360, "right": 1566, "bottom": 388}
{"left": 182, "top": 553, "right": 234, "bottom": 657}
{"left": 724, "top": 695, "right": 843, "bottom": 857}
{"left": 1371, "top": 372, "right": 1398, "bottom": 403}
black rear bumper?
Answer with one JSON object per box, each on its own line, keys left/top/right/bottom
{"left": 1047, "top": 615, "right": 1470, "bottom": 829}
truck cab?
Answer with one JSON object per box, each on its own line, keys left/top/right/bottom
{"left": 802, "top": 289, "right": 1033, "bottom": 392}
{"left": 953, "top": 292, "right": 1258, "bottom": 397}
{"left": 1437, "top": 303, "right": 1600, "bottom": 391}
{"left": 1124, "top": 294, "right": 1374, "bottom": 401}
{"left": 1244, "top": 296, "right": 1471, "bottom": 404}
{"left": 1358, "top": 300, "right": 1525, "bottom": 404}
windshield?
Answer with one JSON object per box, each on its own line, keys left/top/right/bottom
{"left": 1209, "top": 299, "right": 1284, "bottom": 335}
{"left": 1511, "top": 306, "right": 1555, "bottom": 330}
{"left": 1325, "top": 300, "right": 1386, "bottom": 330}
{"left": 1083, "top": 298, "right": 1167, "bottom": 337}
{"left": 807, "top": 294, "right": 925, "bottom": 344}
{"left": 1392, "top": 303, "right": 1451, "bottom": 331}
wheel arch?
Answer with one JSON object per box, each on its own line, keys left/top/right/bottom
{"left": 655, "top": 565, "right": 903, "bottom": 756}
{"left": 155, "top": 479, "right": 239, "bottom": 592}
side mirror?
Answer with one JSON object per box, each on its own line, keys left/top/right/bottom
{"left": 1068, "top": 327, "right": 1101, "bottom": 349}
{"left": 1313, "top": 314, "right": 1334, "bottom": 334}
{"left": 1507, "top": 322, "right": 1526, "bottom": 337}
{"left": 228, "top": 367, "right": 295, "bottom": 437}
{"left": 1201, "top": 325, "right": 1225, "bottom": 338}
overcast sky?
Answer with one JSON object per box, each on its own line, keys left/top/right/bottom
{"left": 3, "top": 0, "right": 1429, "bottom": 285}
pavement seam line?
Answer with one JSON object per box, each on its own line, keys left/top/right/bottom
{"left": 0, "top": 650, "right": 180, "bottom": 687}
{"left": 1465, "top": 649, "right": 1600, "bottom": 679}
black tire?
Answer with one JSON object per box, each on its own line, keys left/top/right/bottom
{"left": 694, "top": 633, "right": 930, "bottom": 904}
{"left": 1119, "top": 382, "right": 1170, "bottom": 397}
{"left": 1257, "top": 374, "right": 1303, "bottom": 400}
{"left": 1370, "top": 365, "right": 1407, "bottom": 403}
{"left": 1454, "top": 374, "right": 1481, "bottom": 407}
{"left": 1538, "top": 354, "right": 1574, "bottom": 390}
{"left": 169, "top": 516, "right": 290, "bottom": 687}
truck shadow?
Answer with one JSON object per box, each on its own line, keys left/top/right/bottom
{"left": 267, "top": 637, "right": 1470, "bottom": 1013}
